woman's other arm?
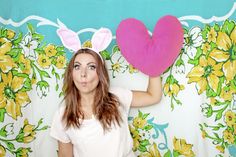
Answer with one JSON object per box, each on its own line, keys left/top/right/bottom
{"left": 131, "top": 76, "right": 162, "bottom": 107}
{"left": 58, "top": 141, "right": 73, "bottom": 157}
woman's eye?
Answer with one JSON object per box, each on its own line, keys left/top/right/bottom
{"left": 74, "top": 64, "right": 80, "bottom": 70}
{"left": 88, "top": 65, "right": 96, "bottom": 70}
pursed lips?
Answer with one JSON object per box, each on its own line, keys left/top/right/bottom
{"left": 79, "top": 82, "right": 88, "bottom": 87}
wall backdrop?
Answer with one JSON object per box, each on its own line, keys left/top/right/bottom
{"left": 0, "top": 0, "right": 236, "bottom": 156}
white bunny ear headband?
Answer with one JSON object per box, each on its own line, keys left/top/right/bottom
{"left": 57, "top": 26, "right": 112, "bottom": 61}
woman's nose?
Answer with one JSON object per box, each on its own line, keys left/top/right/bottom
{"left": 80, "top": 68, "right": 87, "bottom": 77}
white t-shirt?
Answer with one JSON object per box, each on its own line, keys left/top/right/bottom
{"left": 50, "top": 87, "right": 136, "bottom": 157}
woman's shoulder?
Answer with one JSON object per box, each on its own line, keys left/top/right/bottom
{"left": 109, "top": 86, "right": 133, "bottom": 106}
{"left": 109, "top": 86, "right": 131, "bottom": 94}
{"left": 53, "top": 102, "right": 66, "bottom": 117}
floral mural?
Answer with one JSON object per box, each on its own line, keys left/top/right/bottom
{"left": 0, "top": 4, "right": 236, "bottom": 157}
{"left": 0, "top": 24, "right": 66, "bottom": 156}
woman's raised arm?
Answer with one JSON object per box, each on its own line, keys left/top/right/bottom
{"left": 131, "top": 76, "right": 162, "bottom": 107}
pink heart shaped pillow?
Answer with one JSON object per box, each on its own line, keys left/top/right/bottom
{"left": 116, "top": 15, "right": 183, "bottom": 76}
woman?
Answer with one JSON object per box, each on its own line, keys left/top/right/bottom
{"left": 50, "top": 48, "right": 162, "bottom": 157}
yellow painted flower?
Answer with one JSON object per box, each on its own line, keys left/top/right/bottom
{"left": 201, "top": 42, "right": 211, "bottom": 55}
{"left": 31, "top": 75, "right": 37, "bottom": 85}
{"left": 0, "top": 145, "right": 6, "bottom": 157}
{"left": 223, "top": 129, "right": 234, "bottom": 144}
{"left": 163, "top": 83, "right": 171, "bottom": 96}
{"left": 0, "top": 38, "right": 17, "bottom": 73}
{"left": 220, "top": 85, "right": 236, "bottom": 101}
{"left": 112, "top": 62, "right": 122, "bottom": 72}
{"left": 82, "top": 40, "right": 92, "bottom": 48}
{"left": 6, "top": 29, "right": 15, "bottom": 39}
{"left": 0, "top": 38, "right": 12, "bottom": 54}
{"left": 56, "top": 55, "right": 66, "bottom": 69}
{"left": 216, "top": 145, "right": 225, "bottom": 153}
{"left": 207, "top": 27, "right": 217, "bottom": 43}
{"left": 129, "top": 125, "right": 141, "bottom": 151}
{"left": 139, "top": 143, "right": 161, "bottom": 157}
{"left": 209, "top": 28, "right": 236, "bottom": 83}
{"left": 133, "top": 137, "right": 140, "bottom": 151}
{"left": 163, "top": 83, "right": 184, "bottom": 97}
{"left": 128, "top": 64, "right": 138, "bottom": 74}
{"left": 37, "top": 54, "right": 51, "bottom": 69}
{"left": 45, "top": 44, "right": 57, "bottom": 57}
{"left": 0, "top": 72, "right": 31, "bottom": 119}
{"left": 222, "top": 59, "right": 236, "bottom": 84}
{"left": 22, "top": 119, "right": 36, "bottom": 143}
{"left": 18, "top": 54, "right": 31, "bottom": 74}
{"left": 173, "top": 137, "right": 195, "bottom": 157}
{"left": 15, "top": 148, "right": 30, "bottom": 157}
{"left": 201, "top": 130, "right": 207, "bottom": 139}
{"left": 187, "top": 56, "right": 223, "bottom": 94}
{"left": 129, "top": 125, "right": 140, "bottom": 138}
{"left": 210, "top": 97, "right": 217, "bottom": 106}
{"left": 133, "top": 117, "right": 147, "bottom": 129}
{"left": 224, "top": 110, "right": 236, "bottom": 127}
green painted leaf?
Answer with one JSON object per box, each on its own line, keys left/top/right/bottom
{"left": 188, "top": 59, "right": 199, "bottom": 66}
{"left": 32, "top": 33, "right": 44, "bottom": 42}
{"left": 112, "top": 45, "right": 120, "bottom": 53}
{"left": 206, "top": 85, "right": 217, "bottom": 97}
{"left": 57, "top": 51, "right": 66, "bottom": 56}
{"left": 51, "top": 67, "right": 55, "bottom": 75}
{"left": 140, "top": 139, "right": 150, "bottom": 146}
{"left": 194, "top": 47, "right": 203, "bottom": 59}
{"left": 56, "top": 46, "right": 65, "bottom": 51}
{"left": 142, "top": 113, "right": 149, "bottom": 119}
{"left": 0, "top": 109, "right": 6, "bottom": 122}
{"left": 55, "top": 73, "right": 60, "bottom": 80}
{"left": 12, "top": 32, "right": 23, "bottom": 45}
{"left": 144, "top": 125, "right": 153, "bottom": 131}
{"left": 215, "top": 109, "right": 223, "bottom": 121}
{"left": 4, "top": 141, "right": 15, "bottom": 150}
{"left": 164, "top": 150, "right": 171, "bottom": 157}
{"left": 0, "top": 125, "right": 7, "bottom": 137}
{"left": 173, "top": 150, "right": 180, "bottom": 157}
{"left": 100, "top": 50, "right": 111, "bottom": 60}
{"left": 55, "top": 84, "right": 59, "bottom": 91}
{"left": 27, "top": 23, "right": 35, "bottom": 34}
{"left": 38, "top": 126, "right": 49, "bottom": 131}
{"left": 1, "top": 29, "right": 7, "bottom": 37}
{"left": 202, "top": 24, "right": 211, "bottom": 39}
{"left": 138, "top": 110, "right": 143, "bottom": 118}
{"left": 7, "top": 48, "right": 21, "bottom": 58}
{"left": 37, "top": 80, "right": 49, "bottom": 89}
{"left": 213, "top": 23, "right": 220, "bottom": 32}
{"left": 138, "top": 145, "right": 147, "bottom": 152}
{"left": 40, "top": 70, "right": 51, "bottom": 78}
{"left": 175, "top": 99, "right": 182, "bottom": 105}
{"left": 175, "top": 58, "right": 184, "bottom": 66}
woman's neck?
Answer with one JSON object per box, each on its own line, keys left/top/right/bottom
{"left": 80, "top": 93, "right": 95, "bottom": 119}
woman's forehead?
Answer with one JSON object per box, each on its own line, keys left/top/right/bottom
{"left": 74, "top": 53, "right": 97, "bottom": 63}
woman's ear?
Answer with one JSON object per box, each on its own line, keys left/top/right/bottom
{"left": 57, "top": 27, "right": 81, "bottom": 52}
{"left": 91, "top": 28, "right": 112, "bottom": 52}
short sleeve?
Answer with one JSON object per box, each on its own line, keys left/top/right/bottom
{"left": 50, "top": 107, "right": 71, "bottom": 143}
{"left": 110, "top": 87, "right": 133, "bottom": 115}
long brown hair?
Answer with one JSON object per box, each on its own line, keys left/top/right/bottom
{"left": 62, "top": 49, "right": 122, "bottom": 130}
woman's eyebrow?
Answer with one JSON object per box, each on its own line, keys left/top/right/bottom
{"left": 87, "top": 62, "right": 96, "bottom": 65}
{"left": 74, "top": 61, "right": 81, "bottom": 64}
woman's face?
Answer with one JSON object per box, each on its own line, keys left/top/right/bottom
{"left": 72, "top": 53, "right": 99, "bottom": 95}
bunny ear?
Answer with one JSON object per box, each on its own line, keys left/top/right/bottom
{"left": 57, "top": 27, "right": 81, "bottom": 52}
{"left": 91, "top": 28, "right": 112, "bottom": 52}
